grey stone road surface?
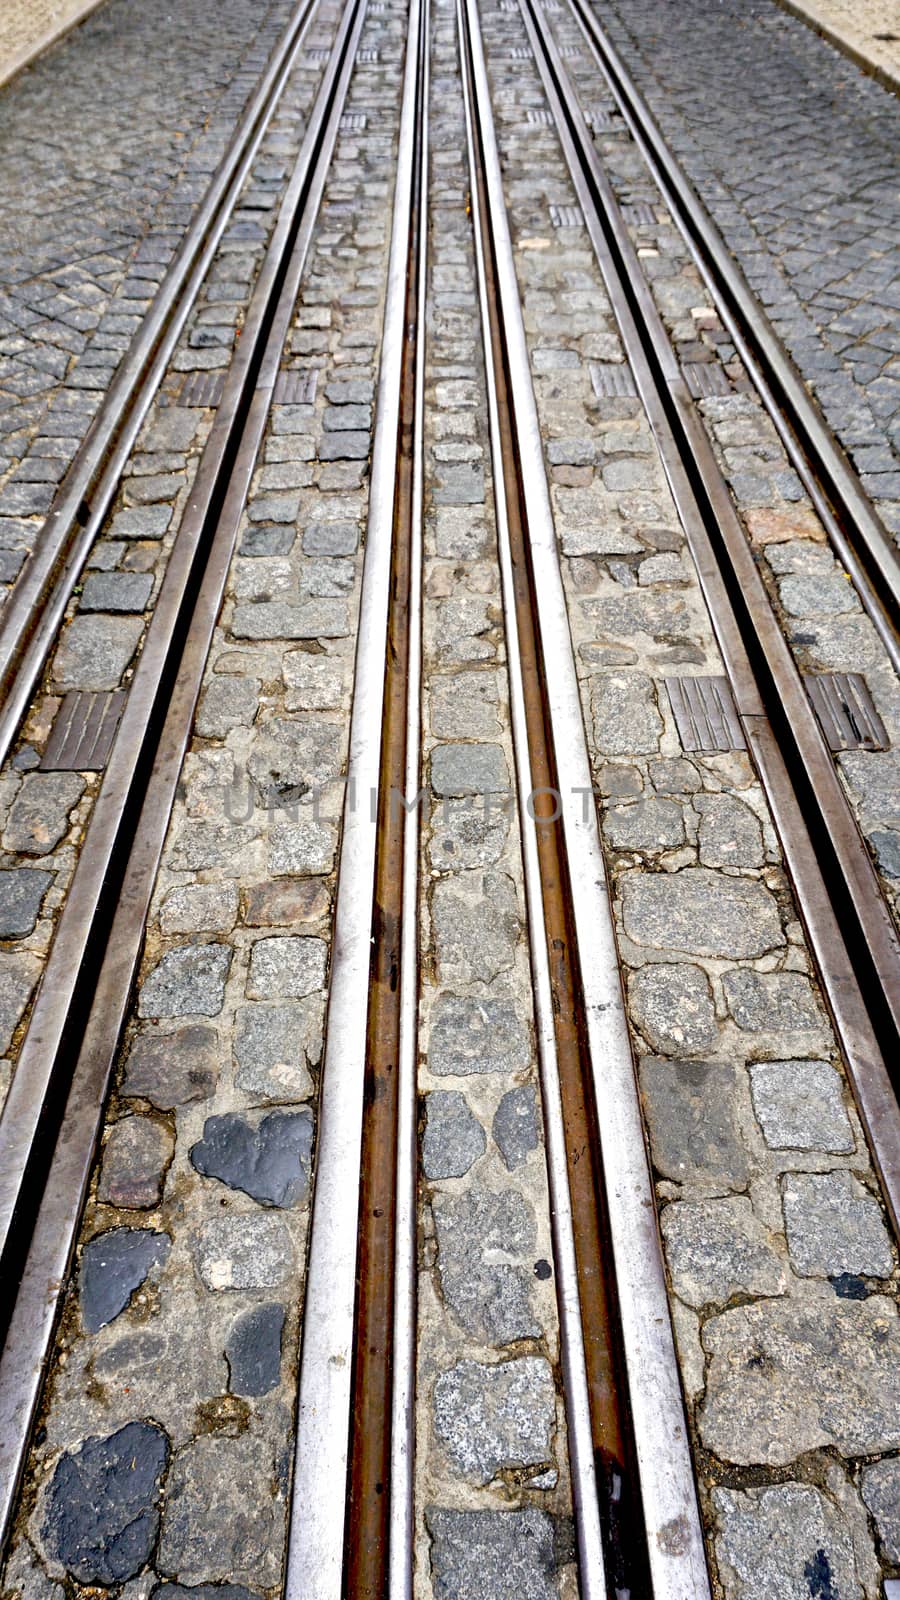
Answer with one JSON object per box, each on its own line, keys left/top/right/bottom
{"left": 590, "top": 0, "right": 900, "bottom": 537}
{"left": 0, "top": 0, "right": 293, "bottom": 578}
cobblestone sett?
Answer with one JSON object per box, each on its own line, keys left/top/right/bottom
{"left": 700, "top": 1296, "right": 900, "bottom": 1463}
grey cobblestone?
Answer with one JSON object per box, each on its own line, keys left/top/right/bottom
{"left": 482, "top": 9, "right": 898, "bottom": 1584}
{"left": 0, "top": 0, "right": 297, "bottom": 508}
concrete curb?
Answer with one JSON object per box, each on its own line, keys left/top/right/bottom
{"left": 770, "top": 0, "right": 900, "bottom": 98}
{"left": 0, "top": 0, "right": 107, "bottom": 92}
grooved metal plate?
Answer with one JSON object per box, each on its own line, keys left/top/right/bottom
{"left": 622, "top": 201, "right": 656, "bottom": 227}
{"left": 305, "top": 47, "right": 331, "bottom": 62}
{"left": 509, "top": 46, "right": 532, "bottom": 58}
{"left": 527, "top": 108, "right": 553, "bottom": 125}
{"left": 340, "top": 112, "right": 368, "bottom": 131}
{"left": 589, "top": 361, "right": 636, "bottom": 398}
{"left": 805, "top": 672, "right": 888, "bottom": 752}
{"left": 178, "top": 372, "right": 225, "bottom": 407}
{"left": 357, "top": 48, "right": 379, "bottom": 61}
{"left": 586, "top": 105, "right": 619, "bottom": 130}
{"left": 274, "top": 369, "right": 318, "bottom": 405}
{"left": 683, "top": 361, "right": 731, "bottom": 398}
{"left": 500, "top": 2, "right": 518, "bottom": 10}
{"left": 665, "top": 676, "right": 746, "bottom": 752}
{"left": 550, "top": 203, "right": 582, "bottom": 228}
{"left": 559, "top": 45, "right": 580, "bottom": 57}
{"left": 41, "top": 690, "right": 127, "bottom": 772}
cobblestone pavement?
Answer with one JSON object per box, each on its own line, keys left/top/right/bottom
{"left": 1, "top": 1, "right": 899, "bottom": 1597}
{"left": 587, "top": 0, "right": 900, "bottom": 542}
{"left": 0, "top": 0, "right": 105, "bottom": 89}
{"left": 0, "top": 0, "right": 295, "bottom": 581}
{"left": 476, "top": 6, "right": 899, "bottom": 1591}
{"left": 0, "top": 11, "right": 345, "bottom": 1111}
{"left": 2, "top": 2, "right": 402, "bottom": 1592}
{"left": 774, "top": 0, "right": 900, "bottom": 92}
{"left": 543, "top": 7, "right": 900, "bottom": 924}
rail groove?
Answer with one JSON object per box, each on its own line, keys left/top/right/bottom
{"left": 284, "top": 0, "right": 427, "bottom": 1590}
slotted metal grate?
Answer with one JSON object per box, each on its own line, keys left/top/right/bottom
{"left": 178, "top": 371, "right": 225, "bottom": 407}
{"left": 805, "top": 672, "right": 888, "bottom": 752}
{"left": 683, "top": 361, "right": 732, "bottom": 398}
{"left": 274, "top": 369, "right": 318, "bottom": 405}
{"left": 586, "top": 105, "right": 620, "bottom": 131}
{"left": 665, "top": 676, "right": 746, "bottom": 752}
{"left": 589, "top": 361, "right": 637, "bottom": 398}
{"left": 622, "top": 201, "right": 657, "bottom": 227}
{"left": 549, "top": 203, "right": 582, "bottom": 228}
{"left": 41, "top": 691, "right": 127, "bottom": 772}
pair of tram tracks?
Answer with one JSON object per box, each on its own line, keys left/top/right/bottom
{"left": 509, "top": 0, "right": 900, "bottom": 1238}
{"left": 0, "top": 0, "right": 368, "bottom": 1553}
{"left": 0, "top": 0, "right": 899, "bottom": 1594}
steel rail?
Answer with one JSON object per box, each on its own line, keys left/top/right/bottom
{"left": 388, "top": 0, "right": 428, "bottom": 1590}
{"left": 517, "top": 0, "right": 900, "bottom": 1231}
{"left": 346, "top": 0, "right": 428, "bottom": 1587}
{"left": 562, "top": 0, "right": 900, "bottom": 671}
{"left": 284, "top": 0, "right": 427, "bottom": 1591}
{"left": 0, "top": 0, "right": 328, "bottom": 772}
{"left": 457, "top": 11, "right": 610, "bottom": 1597}
{"left": 0, "top": 2, "right": 368, "bottom": 1553}
{"left": 459, "top": 0, "right": 712, "bottom": 1594}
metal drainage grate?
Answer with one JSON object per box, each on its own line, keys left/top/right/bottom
{"left": 509, "top": 46, "right": 532, "bottom": 58}
{"left": 357, "top": 48, "right": 379, "bottom": 62}
{"left": 527, "top": 108, "right": 553, "bottom": 125}
{"left": 665, "top": 676, "right": 746, "bottom": 752}
{"left": 178, "top": 371, "right": 225, "bottom": 407}
{"left": 500, "top": 1, "right": 518, "bottom": 10}
{"left": 306, "top": 47, "right": 331, "bottom": 63}
{"left": 274, "top": 369, "right": 318, "bottom": 405}
{"left": 805, "top": 672, "right": 887, "bottom": 752}
{"left": 559, "top": 45, "right": 581, "bottom": 57}
{"left": 589, "top": 361, "right": 636, "bottom": 398}
{"left": 41, "top": 690, "right": 127, "bottom": 772}
{"left": 683, "top": 361, "right": 731, "bottom": 398}
{"left": 586, "top": 105, "right": 619, "bottom": 130}
{"left": 340, "top": 112, "right": 368, "bottom": 131}
{"left": 549, "top": 203, "right": 582, "bottom": 228}
{"left": 622, "top": 201, "right": 656, "bottom": 227}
